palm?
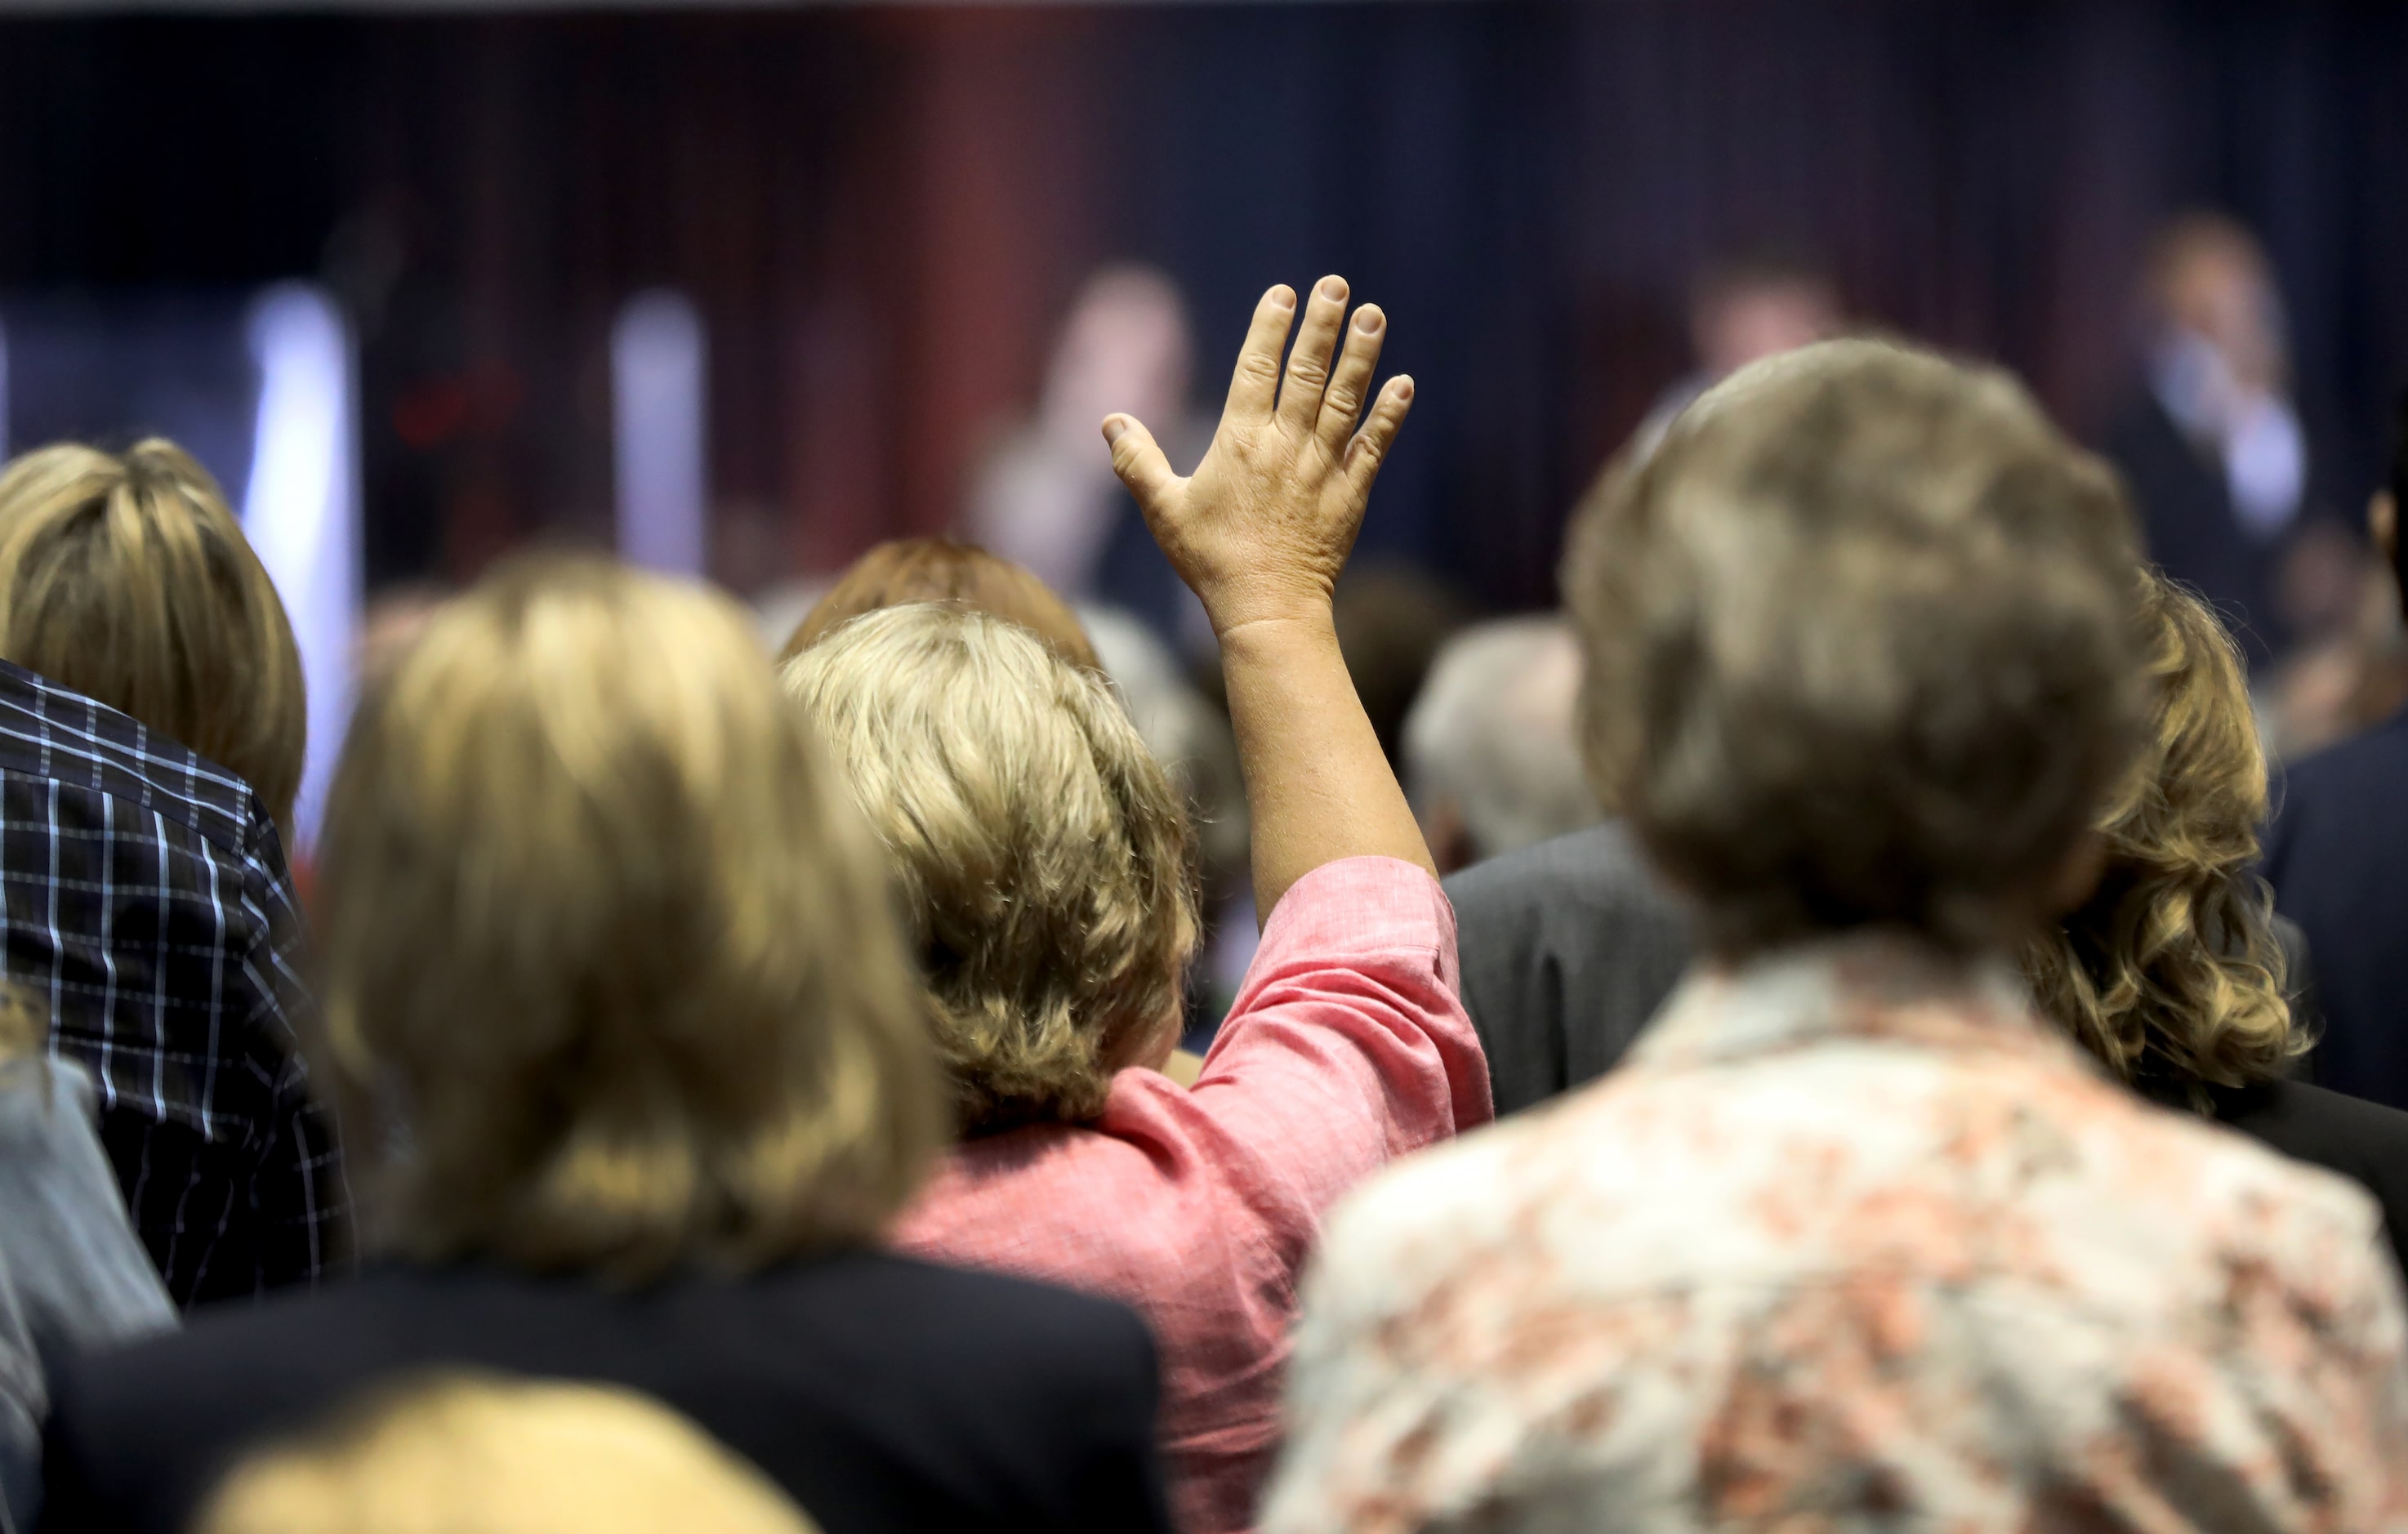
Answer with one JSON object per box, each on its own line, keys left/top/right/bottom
{"left": 1104, "top": 278, "right": 1414, "bottom": 635}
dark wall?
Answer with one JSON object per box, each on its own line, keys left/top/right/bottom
{"left": 0, "top": 0, "right": 2401, "bottom": 604}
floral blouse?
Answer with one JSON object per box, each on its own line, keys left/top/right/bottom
{"left": 1264, "top": 934, "right": 2408, "bottom": 1533}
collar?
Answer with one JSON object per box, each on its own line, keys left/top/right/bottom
{"left": 1629, "top": 930, "right": 2088, "bottom": 1075}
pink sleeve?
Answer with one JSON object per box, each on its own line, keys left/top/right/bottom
{"left": 1185, "top": 856, "right": 1494, "bottom": 1267}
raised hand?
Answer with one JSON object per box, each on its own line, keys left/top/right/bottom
{"left": 1103, "top": 276, "right": 1414, "bottom": 637}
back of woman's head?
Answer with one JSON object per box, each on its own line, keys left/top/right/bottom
{"left": 316, "top": 556, "right": 939, "bottom": 1282}
{"left": 0, "top": 439, "right": 305, "bottom": 833}
{"left": 782, "top": 604, "right": 1198, "bottom": 1135}
{"left": 2023, "top": 572, "right": 2296, "bottom": 1089}
{"left": 781, "top": 538, "right": 1100, "bottom": 671}
{"left": 1564, "top": 339, "right": 2145, "bottom": 957}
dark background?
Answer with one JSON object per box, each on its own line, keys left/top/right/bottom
{"left": 0, "top": 0, "right": 2401, "bottom": 608}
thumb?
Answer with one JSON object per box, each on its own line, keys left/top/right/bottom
{"left": 1104, "top": 414, "right": 1183, "bottom": 516}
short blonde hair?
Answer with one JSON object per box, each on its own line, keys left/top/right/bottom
{"left": 1563, "top": 340, "right": 2143, "bottom": 956}
{"left": 0, "top": 439, "right": 305, "bottom": 833}
{"left": 781, "top": 538, "right": 1100, "bottom": 671}
{"left": 316, "top": 556, "right": 938, "bottom": 1282}
{"left": 783, "top": 604, "right": 1198, "bottom": 1134}
{"left": 2024, "top": 573, "right": 2298, "bottom": 1092}
{"left": 197, "top": 1375, "right": 817, "bottom": 1534}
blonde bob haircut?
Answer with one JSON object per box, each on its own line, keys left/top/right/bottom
{"left": 1563, "top": 339, "right": 2144, "bottom": 957}
{"left": 315, "top": 556, "right": 939, "bottom": 1282}
{"left": 2024, "top": 571, "right": 2299, "bottom": 1095}
{"left": 0, "top": 440, "right": 306, "bottom": 835}
{"left": 783, "top": 604, "right": 1199, "bottom": 1134}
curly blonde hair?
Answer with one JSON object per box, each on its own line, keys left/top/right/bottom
{"left": 2022, "top": 571, "right": 2299, "bottom": 1093}
{"left": 783, "top": 604, "right": 1199, "bottom": 1135}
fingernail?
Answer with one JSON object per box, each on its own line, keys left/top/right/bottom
{"left": 1103, "top": 417, "right": 1129, "bottom": 444}
{"left": 1356, "top": 308, "right": 1384, "bottom": 334}
{"left": 1268, "top": 285, "right": 1296, "bottom": 310}
{"left": 1318, "top": 276, "right": 1347, "bottom": 301}
{"left": 1395, "top": 377, "right": 1415, "bottom": 400}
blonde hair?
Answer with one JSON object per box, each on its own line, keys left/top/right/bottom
{"left": 315, "top": 555, "right": 938, "bottom": 1282}
{"left": 782, "top": 538, "right": 1101, "bottom": 671}
{"left": 2023, "top": 573, "right": 2298, "bottom": 1091}
{"left": 783, "top": 604, "right": 1198, "bottom": 1134}
{"left": 0, "top": 440, "right": 305, "bottom": 834}
{"left": 1563, "top": 339, "right": 2143, "bottom": 956}
{"left": 196, "top": 1375, "right": 817, "bottom": 1534}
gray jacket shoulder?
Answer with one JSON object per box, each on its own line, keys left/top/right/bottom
{"left": 1443, "top": 824, "right": 1693, "bottom": 1117}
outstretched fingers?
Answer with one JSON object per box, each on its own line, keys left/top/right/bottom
{"left": 1342, "top": 376, "right": 1416, "bottom": 499}
{"left": 1104, "top": 414, "right": 1185, "bottom": 517}
{"left": 1277, "top": 275, "right": 1352, "bottom": 435}
{"left": 1224, "top": 285, "right": 1300, "bottom": 421}
{"left": 1315, "top": 304, "right": 1386, "bottom": 451}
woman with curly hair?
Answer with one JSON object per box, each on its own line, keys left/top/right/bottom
{"left": 2027, "top": 569, "right": 2408, "bottom": 1275}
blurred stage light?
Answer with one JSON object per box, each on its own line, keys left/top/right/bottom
{"left": 241, "top": 283, "right": 361, "bottom": 852}
{"left": 612, "top": 289, "right": 709, "bottom": 579}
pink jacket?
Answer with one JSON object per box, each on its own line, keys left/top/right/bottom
{"left": 890, "top": 856, "right": 1493, "bottom": 1534}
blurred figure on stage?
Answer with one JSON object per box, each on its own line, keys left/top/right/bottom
{"left": 1634, "top": 247, "right": 1844, "bottom": 454}
{"left": 969, "top": 265, "right": 1215, "bottom": 655}
{"left": 2103, "top": 213, "right": 2356, "bottom": 675}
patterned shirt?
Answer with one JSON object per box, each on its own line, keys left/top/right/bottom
{"left": 1265, "top": 935, "right": 2408, "bottom": 1533}
{"left": 0, "top": 660, "right": 346, "bottom": 1309}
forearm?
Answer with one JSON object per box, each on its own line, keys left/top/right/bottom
{"left": 1219, "top": 613, "right": 1436, "bottom": 918}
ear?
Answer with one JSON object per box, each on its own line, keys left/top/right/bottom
{"left": 2045, "top": 831, "right": 2108, "bottom": 918}
{"left": 1420, "top": 796, "right": 1476, "bottom": 876}
{"left": 2371, "top": 491, "right": 2398, "bottom": 570}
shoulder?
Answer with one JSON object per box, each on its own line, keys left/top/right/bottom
{"left": 0, "top": 662, "right": 266, "bottom": 858}
{"left": 1443, "top": 823, "right": 1664, "bottom": 921}
{"left": 2276, "top": 716, "right": 2408, "bottom": 820}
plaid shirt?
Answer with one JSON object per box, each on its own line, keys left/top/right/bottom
{"left": 0, "top": 659, "right": 346, "bottom": 1309}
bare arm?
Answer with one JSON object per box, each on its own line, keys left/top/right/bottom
{"left": 1104, "top": 277, "right": 1434, "bottom": 916}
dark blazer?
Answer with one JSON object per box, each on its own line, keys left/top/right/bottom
{"left": 2103, "top": 390, "right": 2299, "bottom": 668}
{"left": 1443, "top": 823, "right": 1692, "bottom": 1117}
{"left": 41, "top": 1254, "right": 1172, "bottom": 1534}
{"left": 2265, "top": 709, "right": 2408, "bottom": 1111}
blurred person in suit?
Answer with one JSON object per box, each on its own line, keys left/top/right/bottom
{"left": 1404, "top": 615, "right": 1599, "bottom": 876}
{"left": 2103, "top": 213, "right": 2357, "bottom": 671}
{"left": 194, "top": 1376, "right": 817, "bottom": 1534}
{"left": 968, "top": 265, "right": 1216, "bottom": 654}
{"left": 2265, "top": 389, "right": 2408, "bottom": 1110}
{"left": 1632, "top": 247, "right": 1845, "bottom": 455}
{"left": 42, "top": 557, "right": 1172, "bottom": 1534}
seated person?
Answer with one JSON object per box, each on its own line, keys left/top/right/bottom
{"left": 2027, "top": 569, "right": 2408, "bottom": 1274}
{"left": 41, "top": 558, "right": 1172, "bottom": 1534}
{"left": 1264, "top": 341, "right": 2408, "bottom": 1531}
{"left": 783, "top": 276, "right": 1492, "bottom": 1534}
{"left": 0, "top": 990, "right": 174, "bottom": 1534}
{"left": 196, "top": 1376, "right": 816, "bottom": 1534}
{"left": 2264, "top": 390, "right": 2408, "bottom": 1108}
{"left": 0, "top": 439, "right": 341, "bottom": 1304}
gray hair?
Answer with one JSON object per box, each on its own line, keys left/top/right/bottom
{"left": 1403, "top": 616, "right": 1599, "bottom": 863}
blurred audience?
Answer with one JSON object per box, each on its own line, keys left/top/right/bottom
{"left": 787, "top": 277, "right": 1490, "bottom": 1534}
{"left": 2026, "top": 570, "right": 2408, "bottom": 1270}
{"left": 2265, "top": 390, "right": 2408, "bottom": 1110}
{"left": 0, "top": 989, "right": 173, "bottom": 1534}
{"left": 41, "top": 558, "right": 1171, "bottom": 1534}
{"left": 1329, "top": 564, "right": 1473, "bottom": 768}
{"left": 0, "top": 439, "right": 342, "bottom": 1307}
{"left": 2104, "top": 212, "right": 2354, "bottom": 671}
{"left": 1265, "top": 340, "right": 2408, "bottom": 1531}
{"left": 194, "top": 1376, "right": 817, "bottom": 1534}
{"left": 1634, "top": 247, "right": 1844, "bottom": 453}
{"left": 968, "top": 264, "right": 1215, "bottom": 653}
{"left": 1402, "top": 614, "right": 1597, "bottom": 874}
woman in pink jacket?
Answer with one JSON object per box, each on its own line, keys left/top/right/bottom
{"left": 783, "top": 275, "right": 1492, "bottom": 1533}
